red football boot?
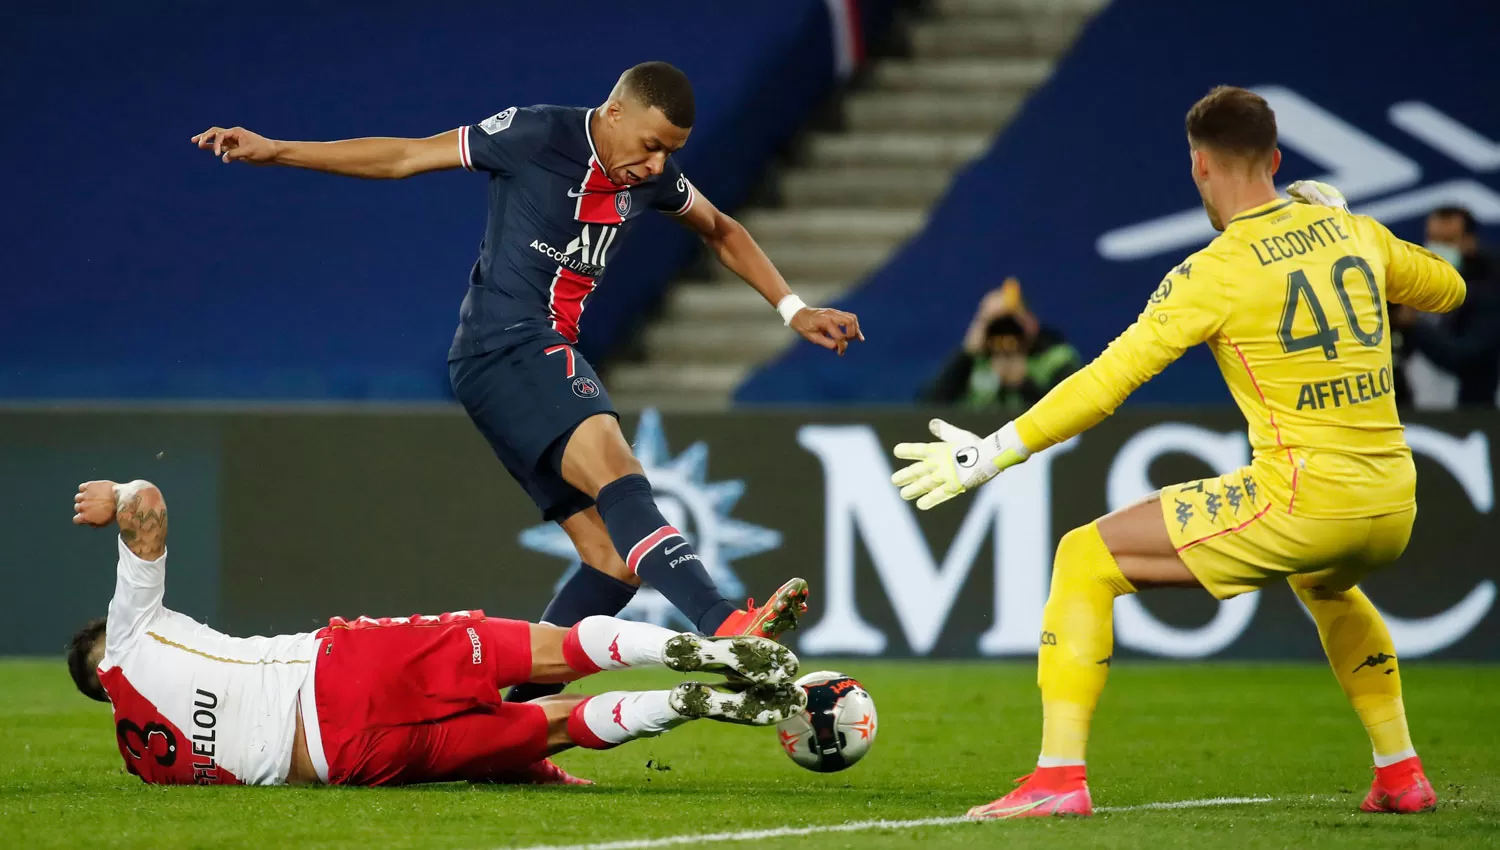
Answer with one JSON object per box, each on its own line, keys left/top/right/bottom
{"left": 967, "top": 765, "right": 1093, "bottom": 819}
{"left": 712, "top": 578, "right": 809, "bottom": 641}
{"left": 1361, "top": 756, "right": 1436, "bottom": 813}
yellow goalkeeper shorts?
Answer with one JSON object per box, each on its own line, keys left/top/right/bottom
{"left": 1160, "top": 465, "right": 1416, "bottom": 599}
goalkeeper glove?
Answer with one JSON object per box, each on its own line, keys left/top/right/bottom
{"left": 890, "top": 419, "right": 1032, "bottom": 511}
{"left": 1287, "top": 180, "right": 1348, "bottom": 211}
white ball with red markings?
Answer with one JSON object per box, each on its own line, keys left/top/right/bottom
{"left": 774, "top": 671, "right": 877, "bottom": 772}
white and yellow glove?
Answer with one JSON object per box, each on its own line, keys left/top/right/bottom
{"left": 1287, "top": 180, "right": 1348, "bottom": 211}
{"left": 890, "top": 419, "right": 1032, "bottom": 510}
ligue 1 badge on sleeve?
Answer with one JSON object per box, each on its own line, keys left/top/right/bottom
{"left": 615, "top": 190, "right": 631, "bottom": 217}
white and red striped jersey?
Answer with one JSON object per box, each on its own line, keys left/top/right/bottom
{"left": 97, "top": 537, "right": 318, "bottom": 785}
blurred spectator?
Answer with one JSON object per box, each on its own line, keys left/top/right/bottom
{"left": 1392, "top": 206, "right": 1500, "bottom": 407}
{"left": 1388, "top": 311, "right": 1415, "bottom": 409}
{"left": 926, "top": 278, "right": 1080, "bottom": 410}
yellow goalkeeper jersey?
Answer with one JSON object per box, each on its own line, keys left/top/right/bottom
{"left": 1015, "top": 197, "right": 1467, "bottom": 519}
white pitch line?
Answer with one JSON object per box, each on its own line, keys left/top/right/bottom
{"left": 507, "top": 795, "right": 1279, "bottom": 850}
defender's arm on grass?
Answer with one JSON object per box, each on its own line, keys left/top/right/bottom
{"left": 675, "top": 188, "right": 863, "bottom": 355}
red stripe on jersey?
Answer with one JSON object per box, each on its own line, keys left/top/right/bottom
{"left": 544, "top": 344, "right": 577, "bottom": 378}
{"left": 668, "top": 181, "right": 697, "bottom": 216}
{"left": 458, "top": 126, "right": 473, "bottom": 171}
{"left": 574, "top": 156, "right": 627, "bottom": 225}
{"left": 548, "top": 266, "right": 598, "bottom": 344}
{"left": 98, "top": 667, "right": 244, "bottom": 786}
{"left": 625, "top": 525, "right": 683, "bottom": 573}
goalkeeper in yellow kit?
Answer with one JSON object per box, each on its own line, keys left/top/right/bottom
{"left": 891, "top": 86, "right": 1466, "bottom": 819}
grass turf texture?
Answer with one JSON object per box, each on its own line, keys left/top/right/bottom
{"left": 2, "top": 659, "right": 1496, "bottom": 849}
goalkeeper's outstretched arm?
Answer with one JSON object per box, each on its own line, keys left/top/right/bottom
{"left": 1012, "top": 319, "right": 1188, "bottom": 452}
{"left": 893, "top": 259, "right": 1227, "bottom": 510}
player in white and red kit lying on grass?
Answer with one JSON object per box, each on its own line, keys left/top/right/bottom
{"left": 66, "top": 479, "right": 805, "bottom": 787}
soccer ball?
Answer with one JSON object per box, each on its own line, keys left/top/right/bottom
{"left": 775, "top": 670, "right": 877, "bottom": 772}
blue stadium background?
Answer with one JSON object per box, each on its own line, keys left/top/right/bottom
{"left": 2, "top": 0, "right": 888, "bottom": 399}
{"left": 4, "top": 0, "right": 1496, "bottom": 403}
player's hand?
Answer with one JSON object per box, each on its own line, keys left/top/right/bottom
{"left": 890, "top": 420, "right": 1031, "bottom": 510}
{"left": 73, "top": 481, "right": 118, "bottom": 527}
{"left": 790, "top": 307, "right": 864, "bottom": 356}
{"left": 192, "top": 126, "right": 279, "bottom": 164}
{"left": 1287, "top": 180, "right": 1348, "bottom": 211}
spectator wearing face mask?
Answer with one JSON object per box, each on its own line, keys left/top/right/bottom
{"left": 1392, "top": 206, "right": 1500, "bottom": 407}
{"left": 925, "top": 278, "right": 1081, "bottom": 411}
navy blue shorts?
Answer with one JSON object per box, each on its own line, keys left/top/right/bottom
{"left": 450, "top": 331, "right": 615, "bottom": 522}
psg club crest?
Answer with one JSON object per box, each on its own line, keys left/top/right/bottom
{"left": 614, "top": 190, "right": 631, "bottom": 217}
{"left": 571, "top": 376, "right": 600, "bottom": 398}
{"left": 519, "top": 408, "right": 782, "bottom": 629}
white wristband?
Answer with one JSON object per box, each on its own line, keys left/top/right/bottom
{"left": 992, "top": 421, "right": 1033, "bottom": 461}
{"left": 776, "top": 294, "right": 807, "bottom": 326}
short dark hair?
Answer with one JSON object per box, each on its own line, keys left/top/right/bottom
{"left": 985, "top": 315, "right": 1026, "bottom": 340}
{"left": 1185, "top": 86, "right": 1278, "bottom": 161}
{"left": 985, "top": 316, "right": 1032, "bottom": 354}
{"left": 67, "top": 617, "right": 109, "bottom": 703}
{"left": 1431, "top": 205, "right": 1478, "bottom": 235}
{"left": 621, "top": 61, "right": 695, "bottom": 128}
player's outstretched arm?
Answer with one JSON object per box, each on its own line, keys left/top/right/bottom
{"left": 892, "top": 262, "right": 1226, "bottom": 510}
{"left": 191, "top": 127, "right": 463, "bottom": 179}
{"left": 74, "top": 480, "right": 168, "bottom": 560}
{"left": 676, "top": 190, "right": 863, "bottom": 355}
{"left": 890, "top": 322, "right": 1182, "bottom": 510}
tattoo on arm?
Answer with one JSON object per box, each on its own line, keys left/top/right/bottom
{"left": 115, "top": 482, "right": 168, "bottom": 560}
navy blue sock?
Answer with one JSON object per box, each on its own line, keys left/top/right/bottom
{"left": 504, "top": 563, "right": 637, "bottom": 703}
{"left": 596, "top": 473, "right": 736, "bottom": 635}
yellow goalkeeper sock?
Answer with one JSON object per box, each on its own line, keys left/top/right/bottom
{"left": 1036, "top": 522, "right": 1136, "bottom": 766}
{"left": 1289, "top": 578, "right": 1415, "bottom": 765}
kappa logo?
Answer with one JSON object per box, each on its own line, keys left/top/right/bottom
{"left": 612, "top": 699, "right": 628, "bottom": 731}
{"left": 521, "top": 409, "right": 782, "bottom": 630}
{"left": 1099, "top": 88, "right": 1500, "bottom": 260}
{"left": 608, "top": 635, "right": 625, "bottom": 666}
{"left": 571, "top": 376, "right": 600, "bottom": 398}
{"left": 467, "top": 626, "right": 482, "bottom": 664}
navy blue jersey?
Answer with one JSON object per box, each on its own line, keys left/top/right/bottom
{"left": 448, "top": 105, "right": 696, "bottom": 359}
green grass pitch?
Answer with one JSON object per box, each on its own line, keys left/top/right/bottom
{"left": 2, "top": 658, "right": 1496, "bottom": 849}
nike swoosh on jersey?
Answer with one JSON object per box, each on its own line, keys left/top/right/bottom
{"left": 566, "top": 188, "right": 589, "bottom": 198}
{"left": 664, "top": 541, "right": 689, "bottom": 555}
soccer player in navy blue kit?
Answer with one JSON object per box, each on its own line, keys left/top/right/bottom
{"left": 192, "top": 64, "right": 860, "bottom": 703}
